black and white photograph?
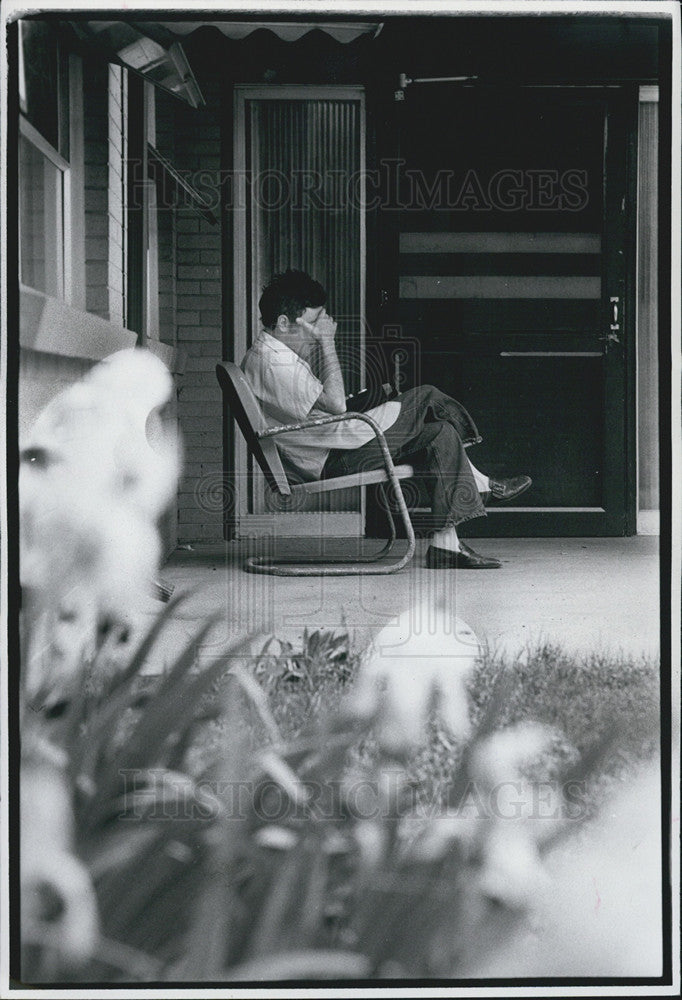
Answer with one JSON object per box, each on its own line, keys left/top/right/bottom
{"left": 1, "top": 0, "right": 679, "bottom": 995}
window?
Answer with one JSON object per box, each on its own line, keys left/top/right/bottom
{"left": 18, "top": 21, "right": 71, "bottom": 301}
{"left": 19, "top": 131, "right": 66, "bottom": 297}
{"left": 18, "top": 20, "right": 69, "bottom": 155}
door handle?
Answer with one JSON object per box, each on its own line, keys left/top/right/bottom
{"left": 600, "top": 296, "right": 621, "bottom": 348}
{"left": 610, "top": 297, "right": 620, "bottom": 328}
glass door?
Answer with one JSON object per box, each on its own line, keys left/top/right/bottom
{"left": 233, "top": 86, "right": 366, "bottom": 536}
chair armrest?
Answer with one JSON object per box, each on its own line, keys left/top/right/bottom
{"left": 258, "top": 409, "right": 385, "bottom": 439}
{"left": 257, "top": 411, "right": 400, "bottom": 482}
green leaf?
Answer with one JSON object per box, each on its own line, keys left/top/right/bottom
{"left": 114, "top": 617, "right": 239, "bottom": 771}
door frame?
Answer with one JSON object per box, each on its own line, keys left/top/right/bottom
{"left": 231, "top": 84, "right": 366, "bottom": 538}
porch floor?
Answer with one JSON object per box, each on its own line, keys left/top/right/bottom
{"left": 143, "top": 537, "right": 660, "bottom": 673}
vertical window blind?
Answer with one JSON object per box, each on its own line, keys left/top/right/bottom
{"left": 244, "top": 95, "right": 364, "bottom": 516}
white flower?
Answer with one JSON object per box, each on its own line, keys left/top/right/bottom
{"left": 21, "top": 762, "right": 99, "bottom": 964}
{"left": 459, "top": 723, "right": 566, "bottom": 912}
{"left": 476, "top": 825, "right": 550, "bottom": 910}
{"left": 346, "top": 599, "right": 480, "bottom": 755}
{"left": 470, "top": 722, "right": 558, "bottom": 787}
{"left": 353, "top": 820, "right": 388, "bottom": 869}
{"left": 20, "top": 349, "right": 180, "bottom": 701}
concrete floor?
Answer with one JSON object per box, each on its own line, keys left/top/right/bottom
{"left": 145, "top": 536, "right": 661, "bottom": 672}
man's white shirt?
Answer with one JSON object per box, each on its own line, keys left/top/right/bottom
{"left": 242, "top": 330, "right": 401, "bottom": 480}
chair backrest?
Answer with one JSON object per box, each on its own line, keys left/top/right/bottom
{"left": 216, "top": 361, "right": 291, "bottom": 496}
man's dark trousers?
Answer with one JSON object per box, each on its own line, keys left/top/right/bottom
{"left": 322, "top": 385, "right": 487, "bottom": 529}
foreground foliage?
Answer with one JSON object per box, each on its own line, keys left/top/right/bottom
{"left": 21, "top": 595, "right": 660, "bottom": 983}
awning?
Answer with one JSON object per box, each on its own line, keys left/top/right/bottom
{"left": 69, "top": 19, "right": 382, "bottom": 108}
{"left": 152, "top": 21, "right": 383, "bottom": 44}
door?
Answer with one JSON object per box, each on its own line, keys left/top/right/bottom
{"left": 382, "top": 87, "right": 636, "bottom": 536}
{"left": 233, "top": 85, "right": 366, "bottom": 537}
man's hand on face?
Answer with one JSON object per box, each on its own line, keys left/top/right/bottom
{"left": 296, "top": 311, "right": 337, "bottom": 344}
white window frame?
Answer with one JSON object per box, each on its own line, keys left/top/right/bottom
{"left": 19, "top": 114, "right": 70, "bottom": 302}
{"left": 18, "top": 50, "right": 85, "bottom": 310}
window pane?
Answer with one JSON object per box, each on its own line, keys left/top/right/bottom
{"left": 250, "top": 99, "right": 363, "bottom": 389}
{"left": 19, "top": 20, "right": 68, "bottom": 155}
{"left": 19, "top": 135, "right": 63, "bottom": 298}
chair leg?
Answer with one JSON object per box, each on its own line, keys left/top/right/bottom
{"left": 353, "top": 482, "right": 397, "bottom": 561}
{"left": 245, "top": 480, "right": 416, "bottom": 577}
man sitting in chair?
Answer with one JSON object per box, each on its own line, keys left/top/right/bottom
{"left": 241, "top": 269, "right": 531, "bottom": 569}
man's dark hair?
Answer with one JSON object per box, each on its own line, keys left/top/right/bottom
{"left": 258, "top": 269, "right": 327, "bottom": 329}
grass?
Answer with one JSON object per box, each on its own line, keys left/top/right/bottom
{"left": 241, "top": 630, "right": 659, "bottom": 819}
{"left": 253, "top": 629, "right": 356, "bottom": 735}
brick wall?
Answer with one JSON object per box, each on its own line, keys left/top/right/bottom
{"left": 159, "top": 80, "right": 225, "bottom": 543}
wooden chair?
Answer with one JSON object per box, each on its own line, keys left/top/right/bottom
{"left": 216, "top": 361, "right": 416, "bottom": 575}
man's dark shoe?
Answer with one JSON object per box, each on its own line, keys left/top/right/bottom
{"left": 426, "top": 542, "right": 502, "bottom": 569}
{"left": 485, "top": 475, "right": 532, "bottom": 504}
